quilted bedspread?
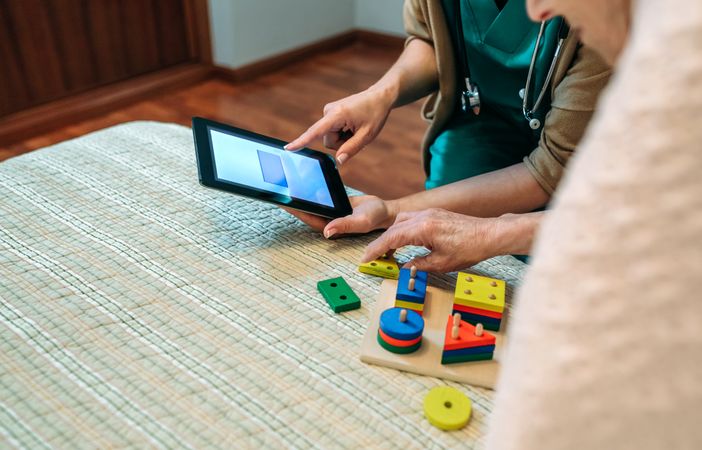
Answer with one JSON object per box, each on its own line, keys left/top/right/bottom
{"left": 0, "top": 122, "right": 526, "bottom": 449}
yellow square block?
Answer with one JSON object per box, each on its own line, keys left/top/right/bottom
{"left": 453, "top": 272, "right": 505, "bottom": 313}
{"left": 358, "top": 255, "right": 399, "bottom": 279}
{"left": 395, "top": 299, "right": 424, "bottom": 311}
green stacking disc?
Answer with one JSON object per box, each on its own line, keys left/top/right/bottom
{"left": 377, "top": 332, "right": 422, "bottom": 354}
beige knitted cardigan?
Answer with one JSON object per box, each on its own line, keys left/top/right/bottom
{"left": 486, "top": 0, "right": 702, "bottom": 448}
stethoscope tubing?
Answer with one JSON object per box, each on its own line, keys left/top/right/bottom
{"left": 452, "top": 0, "right": 568, "bottom": 129}
{"left": 522, "top": 20, "right": 567, "bottom": 129}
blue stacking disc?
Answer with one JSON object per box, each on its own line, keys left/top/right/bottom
{"left": 442, "top": 345, "right": 496, "bottom": 357}
{"left": 379, "top": 307, "right": 424, "bottom": 340}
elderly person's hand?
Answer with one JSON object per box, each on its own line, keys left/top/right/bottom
{"left": 361, "top": 209, "right": 541, "bottom": 273}
{"left": 283, "top": 195, "right": 397, "bottom": 238}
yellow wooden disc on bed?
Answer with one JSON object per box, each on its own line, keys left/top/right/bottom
{"left": 423, "top": 386, "right": 472, "bottom": 430}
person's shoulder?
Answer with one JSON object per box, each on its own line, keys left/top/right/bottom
{"left": 558, "top": 31, "right": 611, "bottom": 80}
{"left": 551, "top": 35, "right": 611, "bottom": 110}
{"left": 573, "top": 42, "right": 611, "bottom": 76}
{"left": 404, "top": 0, "right": 440, "bottom": 42}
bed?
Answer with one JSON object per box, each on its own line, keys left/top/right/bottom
{"left": 0, "top": 122, "right": 526, "bottom": 449}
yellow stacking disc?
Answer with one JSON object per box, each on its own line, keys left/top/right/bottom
{"left": 423, "top": 386, "right": 472, "bottom": 431}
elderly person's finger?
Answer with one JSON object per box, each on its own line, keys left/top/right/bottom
{"left": 361, "top": 221, "right": 426, "bottom": 263}
{"left": 403, "top": 253, "right": 480, "bottom": 273}
{"left": 402, "top": 254, "right": 445, "bottom": 273}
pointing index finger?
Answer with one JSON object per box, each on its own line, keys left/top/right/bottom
{"left": 361, "top": 223, "right": 421, "bottom": 263}
{"left": 284, "top": 114, "right": 341, "bottom": 151}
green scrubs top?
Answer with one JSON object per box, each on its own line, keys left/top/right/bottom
{"left": 427, "top": 0, "right": 562, "bottom": 189}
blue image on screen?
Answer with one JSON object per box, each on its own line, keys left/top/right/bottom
{"left": 210, "top": 129, "right": 334, "bottom": 207}
{"left": 257, "top": 150, "right": 288, "bottom": 188}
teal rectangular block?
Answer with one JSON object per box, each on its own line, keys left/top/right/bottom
{"left": 317, "top": 277, "right": 361, "bottom": 313}
{"left": 441, "top": 352, "right": 494, "bottom": 365}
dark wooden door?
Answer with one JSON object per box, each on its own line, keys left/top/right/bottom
{"left": 0, "top": 0, "right": 208, "bottom": 117}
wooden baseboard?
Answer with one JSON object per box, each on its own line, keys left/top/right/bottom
{"left": 213, "top": 30, "right": 358, "bottom": 83}
{"left": 213, "top": 29, "right": 405, "bottom": 83}
{"left": 0, "top": 63, "right": 213, "bottom": 146}
{"left": 355, "top": 29, "right": 406, "bottom": 49}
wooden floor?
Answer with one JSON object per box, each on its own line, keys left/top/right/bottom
{"left": 1, "top": 42, "right": 427, "bottom": 199}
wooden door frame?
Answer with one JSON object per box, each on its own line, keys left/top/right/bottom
{"left": 184, "top": 0, "right": 213, "bottom": 64}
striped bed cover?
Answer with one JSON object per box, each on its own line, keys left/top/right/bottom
{"left": 0, "top": 122, "right": 526, "bottom": 449}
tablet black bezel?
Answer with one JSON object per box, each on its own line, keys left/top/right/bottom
{"left": 192, "top": 117, "right": 352, "bottom": 219}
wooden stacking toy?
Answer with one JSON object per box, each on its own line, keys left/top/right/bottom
{"left": 359, "top": 254, "right": 400, "bottom": 279}
{"left": 377, "top": 307, "right": 424, "bottom": 354}
{"left": 441, "top": 313, "right": 496, "bottom": 364}
{"left": 394, "top": 265, "right": 427, "bottom": 315}
{"left": 452, "top": 272, "right": 505, "bottom": 331}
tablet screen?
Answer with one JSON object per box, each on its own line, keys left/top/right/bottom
{"left": 209, "top": 128, "right": 334, "bottom": 207}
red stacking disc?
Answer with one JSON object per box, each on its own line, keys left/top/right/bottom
{"left": 378, "top": 328, "right": 422, "bottom": 347}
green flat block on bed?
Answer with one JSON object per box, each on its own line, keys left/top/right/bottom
{"left": 441, "top": 352, "right": 494, "bottom": 365}
{"left": 317, "top": 277, "right": 361, "bottom": 313}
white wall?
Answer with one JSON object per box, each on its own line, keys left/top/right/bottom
{"left": 209, "top": 0, "right": 405, "bottom": 69}
{"left": 209, "top": 0, "right": 355, "bottom": 69}
{"left": 354, "top": 0, "right": 405, "bottom": 36}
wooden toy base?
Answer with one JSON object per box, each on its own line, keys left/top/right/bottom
{"left": 360, "top": 279, "right": 507, "bottom": 389}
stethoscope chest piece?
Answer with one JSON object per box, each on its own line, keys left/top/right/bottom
{"left": 461, "top": 77, "right": 481, "bottom": 115}
{"left": 529, "top": 118, "right": 541, "bottom": 130}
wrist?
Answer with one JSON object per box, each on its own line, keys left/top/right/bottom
{"left": 489, "top": 213, "right": 541, "bottom": 256}
{"left": 382, "top": 199, "right": 402, "bottom": 229}
{"left": 368, "top": 79, "right": 399, "bottom": 110}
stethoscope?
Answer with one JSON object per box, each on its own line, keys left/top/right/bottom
{"left": 454, "top": 0, "right": 569, "bottom": 130}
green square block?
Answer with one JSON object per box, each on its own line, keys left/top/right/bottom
{"left": 317, "top": 277, "right": 361, "bottom": 313}
{"left": 441, "top": 352, "right": 494, "bottom": 365}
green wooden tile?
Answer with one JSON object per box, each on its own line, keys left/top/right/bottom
{"left": 317, "top": 277, "right": 361, "bottom": 313}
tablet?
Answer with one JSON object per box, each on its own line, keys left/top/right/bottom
{"left": 192, "top": 117, "right": 352, "bottom": 218}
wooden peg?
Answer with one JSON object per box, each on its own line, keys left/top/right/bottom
{"left": 410, "top": 266, "right": 417, "bottom": 278}
{"left": 408, "top": 278, "right": 416, "bottom": 291}
{"left": 452, "top": 312, "right": 461, "bottom": 327}
{"left": 465, "top": 276, "right": 473, "bottom": 282}
{"left": 463, "top": 289, "right": 472, "bottom": 295}
{"left": 489, "top": 294, "right": 496, "bottom": 300}
{"left": 490, "top": 281, "right": 497, "bottom": 287}
{"left": 399, "top": 308, "right": 408, "bottom": 322}
{"left": 451, "top": 325, "right": 459, "bottom": 339}
{"left": 475, "top": 323, "right": 484, "bottom": 337}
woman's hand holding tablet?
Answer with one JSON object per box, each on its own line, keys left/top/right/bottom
{"left": 192, "top": 117, "right": 352, "bottom": 219}
{"left": 283, "top": 195, "right": 396, "bottom": 239}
